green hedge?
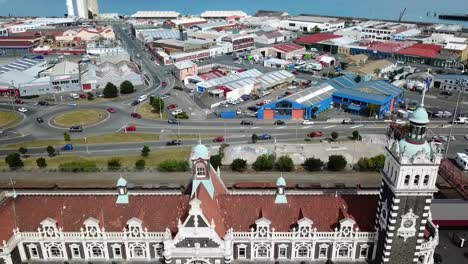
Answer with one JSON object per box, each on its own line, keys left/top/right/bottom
{"left": 158, "top": 159, "right": 189, "bottom": 172}
{"left": 59, "top": 161, "right": 98, "bottom": 172}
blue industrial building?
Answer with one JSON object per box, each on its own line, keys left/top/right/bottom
{"left": 257, "top": 74, "right": 404, "bottom": 120}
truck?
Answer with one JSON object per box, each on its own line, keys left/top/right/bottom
{"left": 306, "top": 62, "right": 323, "bottom": 71}
{"left": 69, "top": 93, "right": 79, "bottom": 100}
{"left": 454, "top": 117, "right": 468, "bottom": 124}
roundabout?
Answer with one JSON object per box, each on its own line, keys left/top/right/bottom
{"left": 0, "top": 110, "right": 22, "bottom": 128}
{"left": 51, "top": 109, "right": 109, "bottom": 128}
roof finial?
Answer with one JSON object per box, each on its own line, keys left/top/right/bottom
{"left": 198, "top": 133, "right": 202, "bottom": 145}
{"left": 421, "top": 79, "right": 428, "bottom": 107}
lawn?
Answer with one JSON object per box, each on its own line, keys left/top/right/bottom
{"left": 0, "top": 111, "right": 20, "bottom": 127}
{"left": 0, "top": 147, "right": 191, "bottom": 169}
{"left": 54, "top": 109, "right": 106, "bottom": 127}
{"left": 137, "top": 102, "right": 168, "bottom": 120}
{"left": 1, "top": 133, "right": 160, "bottom": 149}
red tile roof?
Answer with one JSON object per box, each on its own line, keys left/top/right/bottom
{"left": 364, "top": 41, "right": 413, "bottom": 53}
{"left": 272, "top": 43, "right": 305, "bottom": 53}
{"left": 199, "top": 70, "right": 225, "bottom": 81}
{"left": 397, "top": 43, "right": 443, "bottom": 58}
{"left": 294, "top": 33, "right": 341, "bottom": 44}
{"left": 0, "top": 41, "right": 38, "bottom": 48}
{"left": 0, "top": 192, "right": 378, "bottom": 242}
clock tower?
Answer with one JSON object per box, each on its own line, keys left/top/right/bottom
{"left": 373, "top": 105, "right": 443, "bottom": 264}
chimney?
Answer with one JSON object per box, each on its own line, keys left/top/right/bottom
{"left": 179, "top": 25, "right": 187, "bottom": 41}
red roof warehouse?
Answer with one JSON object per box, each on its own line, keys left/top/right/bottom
{"left": 294, "top": 33, "right": 341, "bottom": 44}
{"left": 397, "top": 43, "right": 444, "bottom": 58}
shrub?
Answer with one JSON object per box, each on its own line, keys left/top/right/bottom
{"left": 36, "top": 157, "right": 47, "bottom": 168}
{"left": 176, "top": 112, "right": 189, "bottom": 119}
{"left": 63, "top": 132, "right": 71, "bottom": 141}
{"left": 5, "top": 153, "right": 23, "bottom": 170}
{"left": 135, "top": 159, "right": 146, "bottom": 170}
{"left": 119, "top": 80, "right": 135, "bottom": 94}
{"left": 46, "top": 146, "right": 56, "bottom": 157}
{"left": 356, "top": 154, "right": 385, "bottom": 171}
{"left": 251, "top": 133, "right": 258, "bottom": 143}
{"left": 103, "top": 82, "right": 118, "bottom": 98}
{"left": 141, "top": 145, "right": 150, "bottom": 157}
{"left": 59, "top": 161, "right": 98, "bottom": 172}
{"left": 108, "top": 158, "right": 122, "bottom": 171}
{"left": 303, "top": 157, "right": 324, "bottom": 171}
{"left": 275, "top": 155, "right": 294, "bottom": 172}
{"left": 210, "top": 154, "right": 222, "bottom": 169}
{"left": 151, "top": 97, "right": 164, "bottom": 113}
{"left": 352, "top": 130, "right": 360, "bottom": 140}
{"left": 331, "top": 131, "right": 338, "bottom": 140}
{"left": 158, "top": 160, "right": 189, "bottom": 172}
{"left": 327, "top": 155, "right": 347, "bottom": 171}
{"left": 18, "top": 147, "right": 28, "bottom": 156}
{"left": 253, "top": 154, "right": 275, "bottom": 171}
{"left": 87, "top": 92, "right": 94, "bottom": 100}
{"left": 231, "top": 158, "right": 247, "bottom": 172}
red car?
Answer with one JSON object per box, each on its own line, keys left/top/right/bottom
{"left": 79, "top": 94, "right": 87, "bottom": 99}
{"left": 167, "top": 104, "right": 178, "bottom": 110}
{"left": 130, "top": 112, "right": 142, "bottom": 118}
{"left": 161, "top": 81, "right": 167, "bottom": 87}
{"left": 307, "top": 131, "right": 324, "bottom": 138}
{"left": 256, "top": 101, "right": 266, "bottom": 106}
{"left": 213, "top": 136, "right": 225, "bottom": 143}
{"left": 107, "top": 108, "right": 116, "bottom": 113}
{"left": 125, "top": 125, "right": 137, "bottom": 132}
{"left": 14, "top": 99, "right": 24, "bottom": 104}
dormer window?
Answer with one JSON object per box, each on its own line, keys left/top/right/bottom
{"left": 196, "top": 162, "right": 206, "bottom": 178}
{"left": 423, "top": 175, "right": 429, "bottom": 185}
{"left": 414, "top": 175, "right": 420, "bottom": 185}
{"left": 404, "top": 175, "right": 410, "bottom": 185}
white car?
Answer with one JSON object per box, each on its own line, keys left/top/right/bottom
{"left": 236, "top": 109, "right": 242, "bottom": 115}
{"left": 0, "top": 130, "right": 4, "bottom": 135}
{"left": 68, "top": 102, "right": 77, "bottom": 107}
{"left": 395, "top": 119, "right": 406, "bottom": 125}
{"left": 17, "top": 107, "right": 27, "bottom": 113}
{"left": 171, "top": 109, "right": 183, "bottom": 116}
{"left": 302, "top": 120, "right": 314, "bottom": 125}
{"left": 138, "top": 95, "right": 148, "bottom": 102}
{"left": 160, "top": 95, "right": 169, "bottom": 100}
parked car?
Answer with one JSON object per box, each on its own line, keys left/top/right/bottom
{"left": 274, "top": 120, "right": 285, "bottom": 125}
{"left": 302, "top": 120, "right": 314, "bottom": 125}
{"left": 17, "top": 107, "right": 27, "bottom": 113}
{"left": 107, "top": 108, "right": 116, "bottom": 113}
{"left": 61, "top": 144, "right": 73, "bottom": 151}
{"left": 251, "top": 95, "right": 260, "bottom": 100}
{"left": 342, "top": 118, "right": 354, "bottom": 125}
{"left": 69, "top": 126, "right": 83, "bottom": 132}
{"left": 166, "top": 140, "right": 182, "bottom": 146}
{"left": 171, "top": 109, "right": 183, "bottom": 116}
{"left": 236, "top": 109, "right": 242, "bottom": 115}
{"left": 440, "top": 91, "right": 453, "bottom": 96}
{"left": 0, "top": 130, "right": 4, "bottom": 135}
{"left": 160, "top": 95, "right": 170, "bottom": 100}
{"left": 131, "top": 100, "right": 140, "bottom": 106}
{"left": 138, "top": 95, "right": 148, "bottom": 102}
{"left": 213, "top": 136, "right": 225, "bottom": 143}
{"left": 168, "top": 119, "right": 180, "bottom": 125}
{"left": 125, "top": 125, "right": 137, "bottom": 132}
{"left": 174, "top": 86, "right": 184, "bottom": 91}
{"left": 130, "top": 112, "right": 142, "bottom": 118}
{"left": 240, "top": 120, "right": 253, "bottom": 125}
{"left": 395, "top": 119, "right": 407, "bottom": 125}
{"left": 167, "top": 104, "right": 178, "bottom": 110}
{"left": 307, "top": 131, "right": 324, "bottom": 138}
{"left": 284, "top": 91, "right": 293, "bottom": 95}
{"left": 68, "top": 102, "right": 77, "bottom": 107}
{"left": 36, "top": 117, "right": 44, "bottom": 123}
{"left": 257, "top": 134, "right": 272, "bottom": 140}
{"left": 14, "top": 99, "right": 24, "bottom": 104}
{"left": 161, "top": 81, "right": 167, "bottom": 87}
{"left": 247, "top": 106, "right": 258, "bottom": 112}
{"left": 256, "top": 101, "right": 266, "bottom": 106}
{"left": 79, "top": 94, "right": 87, "bottom": 99}
{"left": 37, "top": 101, "right": 49, "bottom": 106}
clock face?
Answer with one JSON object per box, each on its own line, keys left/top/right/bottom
{"left": 403, "top": 220, "right": 413, "bottom": 228}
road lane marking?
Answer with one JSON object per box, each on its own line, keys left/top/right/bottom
{"left": 251, "top": 127, "right": 260, "bottom": 129}
{"left": 324, "top": 125, "right": 336, "bottom": 129}
{"left": 350, "top": 125, "right": 363, "bottom": 129}
{"left": 277, "top": 126, "right": 286, "bottom": 129}
{"left": 302, "top": 126, "right": 312, "bottom": 129}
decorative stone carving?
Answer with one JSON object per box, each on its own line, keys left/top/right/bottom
{"left": 397, "top": 209, "right": 419, "bottom": 242}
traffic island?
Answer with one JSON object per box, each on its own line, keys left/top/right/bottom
{"left": 51, "top": 109, "right": 109, "bottom": 128}
{"left": 0, "top": 110, "right": 21, "bottom": 128}
{"left": 136, "top": 103, "right": 168, "bottom": 120}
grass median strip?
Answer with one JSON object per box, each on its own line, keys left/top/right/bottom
{"left": 0, "top": 147, "right": 191, "bottom": 169}
{"left": 137, "top": 103, "right": 168, "bottom": 120}
{"left": 0, "top": 111, "right": 20, "bottom": 127}
{"left": 1, "top": 133, "right": 161, "bottom": 149}
{"left": 54, "top": 109, "right": 106, "bottom": 127}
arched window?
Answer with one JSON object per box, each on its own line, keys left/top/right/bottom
{"left": 49, "top": 246, "right": 62, "bottom": 258}
{"left": 414, "top": 175, "right": 420, "bottom": 186}
{"left": 255, "top": 244, "right": 270, "bottom": 258}
{"left": 195, "top": 163, "right": 206, "bottom": 178}
{"left": 88, "top": 243, "right": 105, "bottom": 259}
{"left": 423, "top": 175, "right": 430, "bottom": 185}
{"left": 337, "top": 246, "right": 350, "bottom": 258}
{"left": 133, "top": 246, "right": 145, "bottom": 258}
{"left": 335, "top": 243, "right": 353, "bottom": 258}
{"left": 404, "top": 175, "right": 410, "bottom": 186}
{"left": 297, "top": 246, "right": 309, "bottom": 257}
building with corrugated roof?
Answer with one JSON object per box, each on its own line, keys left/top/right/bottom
{"left": 130, "top": 11, "right": 180, "bottom": 19}
{"left": 280, "top": 16, "right": 345, "bottom": 33}
{"left": 200, "top": 10, "right": 247, "bottom": 19}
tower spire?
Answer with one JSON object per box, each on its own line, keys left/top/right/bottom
{"left": 420, "top": 84, "right": 427, "bottom": 107}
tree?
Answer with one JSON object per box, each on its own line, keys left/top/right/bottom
{"left": 367, "top": 104, "right": 380, "bottom": 117}
{"left": 251, "top": 133, "right": 258, "bottom": 143}
{"left": 87, "top": 92, "right": 94, "bottom": 101}
{"left": 231, "top": 158, "right": 247, "bottom": 172}
{"left": 135, "top": 159, "right": 146, "bottom": 170}
{"left": 18, "top": 147, "right": 28, "bottom": 156}
{"left": 158, "top": 160, "right": 190, "bottom": 172}
{"left": 176, "top": 112, "right": 189, "bottom": 119}
{"left": 331, "top": 131, "right": 339, "bottom": 140}
{"left": 433, "top": 253, "right": 442, "bottom": 264}
{"left": 151, "top": 97, "right": 164, "bottom": 113}
{"left": 312, "top": 25, "right": 321, "bottom": 33}
{"left": 108, "top": 158, "right": 122, "bottom": 171}
{"left": 354, "top": 75, "right": 362, "bottom": 83}
{"left": 63, "top": 132, "right": 71, "bottom": 141}
{"left": 46, "top": 146, "right": 56, "bottom": 157}
{"left": 103, "top": 82, "right": 118, "bottom": 98}
{"left": 303, "top": 157, "right": 324, "bottom": 171}
{"left": 120, "top": 80, "right": 135, "bottom": 94}
{"left": 5, "top": 153, "right": 23, "bottom": 170}
{"left": 327, "top": 155, "right": 347, "bottom": 171}
{"left": 253, "top": 154, "right": 275, "bottom": 171}
{"left": 210, "top": 155, "right": 222, "bottom": 170}
{"left": 275, "top": 155, "right": 294, "bottom": 172}
{"left": 352, "top": 130, "right": 361, "bottom": 140}
{"left": 36, "top": 157, "right": 47, "bottom": 168}
{"left": 141, "top": 145, "right": 150, "bottom": 157}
